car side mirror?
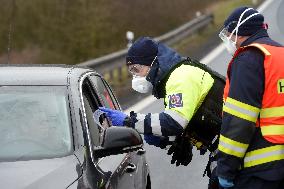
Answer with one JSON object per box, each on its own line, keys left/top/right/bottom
{"left": 93, "top": 127, "right": 143, "bottom": 158}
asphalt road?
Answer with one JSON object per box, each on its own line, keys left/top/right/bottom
{"left": 138, "top": 1, "right": 284, "bottom": 188}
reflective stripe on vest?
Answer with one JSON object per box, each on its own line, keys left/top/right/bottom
{"left": 260, "top": 106, "right": 284, "bottom": 118}
{"left": 260, "top": 106, "right": 284, "bottom": 138}
{"left": 244, "top": 145, "right": 284, "bottom": 168}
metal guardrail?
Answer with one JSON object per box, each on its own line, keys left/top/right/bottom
{"left": 78, "top": 13, "right": 214, "bottom": 95}
{"left": 79, "top": 13, "right": 213, "bottom": 73}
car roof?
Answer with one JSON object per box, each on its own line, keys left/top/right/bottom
{"left": 0, "top": 64, "right": 95, "bottom": 86}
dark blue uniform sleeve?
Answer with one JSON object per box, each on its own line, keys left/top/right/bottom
{"left": 131, "top": 111, "right": 184, "bottom": 136}
{"left": 217, "top": 47, "right": 264, "bottom": 180}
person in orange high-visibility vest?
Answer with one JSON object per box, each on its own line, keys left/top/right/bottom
{"left": 216, "top": 7, "right": 284, "bottom": 189}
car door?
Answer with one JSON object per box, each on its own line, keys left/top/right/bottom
{"left": 81, "top": 76, "right": 136, "bottom": 189}
{"left": 88, "top": 74, "right": 138, "bottom": 189}
{"left": 80, "top": 78, "right": 111, "bottom": 189}
{"left": 97, "top": 76, "right": 148, "bottom": 189}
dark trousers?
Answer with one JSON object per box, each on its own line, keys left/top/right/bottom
{"left": 230, "top": 176, "right": 284, "bottom": 189}
{"left": 208, "top": 168, "right": 284, "bottom": 189}
{"left": 208, "top": 167, "right": 219, "bottom": 189}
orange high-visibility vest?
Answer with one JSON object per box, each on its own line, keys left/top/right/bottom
{"left": 223, "top": 43, "right": 284, "bottom": 144}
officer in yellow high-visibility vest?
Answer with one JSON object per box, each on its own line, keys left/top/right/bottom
{"left": 100, "top": 36, "right": 225, "bottom": 173}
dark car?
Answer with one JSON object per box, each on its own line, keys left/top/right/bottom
{"left": 0, "top": 64, "right": 151, "bottom": 189}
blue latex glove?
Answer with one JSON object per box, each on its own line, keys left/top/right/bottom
{"left": 99, "top": 107, "right": 127, "bottom": 126}
{"left": 218, "top": 177, "right": 234, "bottom": 188}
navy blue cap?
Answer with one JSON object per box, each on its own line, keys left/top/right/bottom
{"left": 224, "top": 7, "right": 264, "bottom": 36}
{"left": 126, "top": 37, "right": 158, "bottom": 66}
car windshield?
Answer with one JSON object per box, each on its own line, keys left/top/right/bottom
{"left": 0, "top": 86, "right": 72, "bottom": 162}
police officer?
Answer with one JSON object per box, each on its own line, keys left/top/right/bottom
{"left": 217, "top": 7, "right": 284, "bottom": 188}
{"left": 100, "top": 37, "right": 224, "bottom": 167}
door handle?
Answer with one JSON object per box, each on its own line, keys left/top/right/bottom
{"left": 137, "top": 148, "right": 146, "bottom": 155}
{"left": 125, "top": 163, "right": 137, "bottom": 173}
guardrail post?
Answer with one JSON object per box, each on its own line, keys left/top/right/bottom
{"left": 196, "top": 11, "right": 201, "bottom": 17}
{"left": 252, "top": 0, "right": 258, "bottom": 5}
{"left": 126, "top": 31, "right": 134, "bottom": 49}
{"left": 118, "top": 67, "right": 123, "bottom": 84}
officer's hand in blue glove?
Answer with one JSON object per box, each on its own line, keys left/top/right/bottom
{"left": 144, "top": 134, "right": 169, "bottom": 149}
{"left": 99, "top": 107, "right": 127, "bottom": 126}
{"left": 218, "top": 177, "right": 234, "bottom": 188}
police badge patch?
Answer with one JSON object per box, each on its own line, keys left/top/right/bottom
{"left": 168, "top": 93, "right": 183, "bottom": 108}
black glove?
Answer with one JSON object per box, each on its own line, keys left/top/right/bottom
{"left": 167, "top": 134, "right": 193, "bottom": 166}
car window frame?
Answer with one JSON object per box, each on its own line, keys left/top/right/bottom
{"left": 81, "top": 77, "right": 106, "bottom": 145}
{"left": 79, "top": 72, "right": 109, "bottom": 174}
{"left": 79, "top": 72, "right": 127, "bottom": 167}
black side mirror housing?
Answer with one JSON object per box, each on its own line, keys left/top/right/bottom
{"left": 93, "top": 127, "right": 143, "bottom": 158}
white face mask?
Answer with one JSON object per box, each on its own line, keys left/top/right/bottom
{"left": 132, "top": 75, "right": 153, "bottom": 93}
{"left": 219, "top": 8, "right": 260, "bottom": 56}
{"left": 130, "top": 56, "right": 157, "bottom": 93}
{"left": 222, "top": 34, "right": 237, "bottom": 56}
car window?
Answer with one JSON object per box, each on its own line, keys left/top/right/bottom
{"left": 88, "top": 75, "right": 119, "bottom": 110}
{"left": 101, "top": 78, "right": 121, "bottom": 110}
{"left": 82, "top": 94, "right": 100, "bottom": 146}
{"left": 82, "top": 79, "right": 109, "bottom": 146}
{"left": 0, "top": 86, "right": 72, "bottom": 162}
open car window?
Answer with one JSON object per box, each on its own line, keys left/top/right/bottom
{"left": 81, "top": 78, "right": 110, "bottom": 147}
{"left": 88, "top": 75, "right": 119, "bottom": 110}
